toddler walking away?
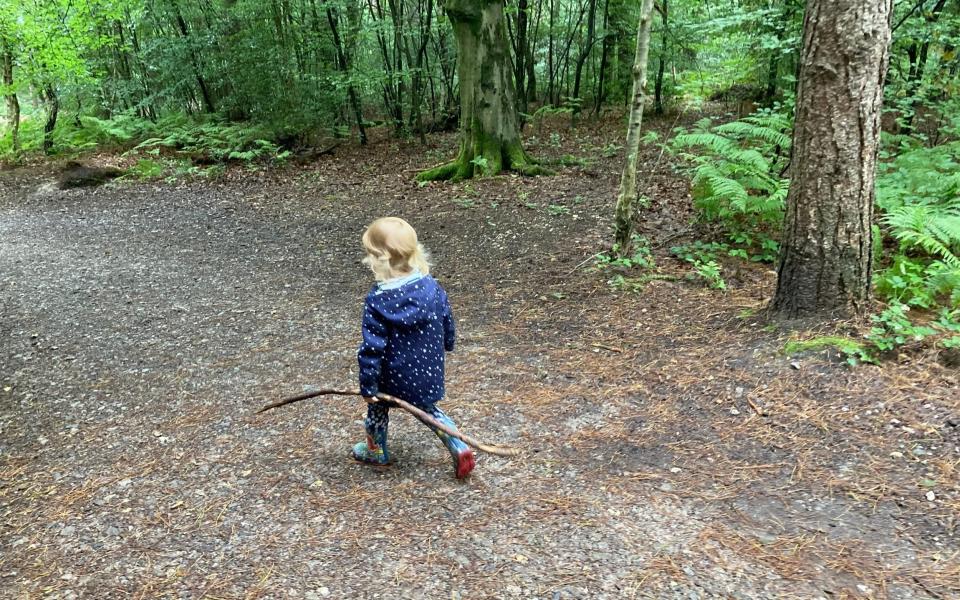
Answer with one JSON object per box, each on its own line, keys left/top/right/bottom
{"left": 352, "top": 217, "right": 475, "bottom": 479}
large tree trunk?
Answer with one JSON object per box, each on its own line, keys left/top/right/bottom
{"left": 612, "top": 0, "right": 656, "bottom": 253}
{"left": 2, "top": 38, "right": 19, "bottom": 157}
{"left": 770, "top": 0, "right": 894, "bottom": 319}
{"left": 417, "top": 0, "right": 548, "bottom": 181}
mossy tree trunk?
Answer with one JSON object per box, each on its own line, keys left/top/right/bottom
{"left": 417, "top": 0, "right": 548, "bottom": 181}
{"left": 769, "top": 0, "right": 893, "bottom": 319}
{"left": 611, "top": 0, "right": 655, "bottom": 254}
{"left": 2, "top": 37, "right": 19, "bottom": 158}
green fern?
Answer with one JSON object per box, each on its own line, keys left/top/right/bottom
{"left": 882, "top": 203, "right": 960, "bottom": 269}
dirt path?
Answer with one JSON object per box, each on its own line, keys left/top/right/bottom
{"left": 1, "top": 123, "right": 957, "bottom": 599}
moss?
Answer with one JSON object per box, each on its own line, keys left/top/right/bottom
{"left": 415, "top": 161, "right": 460, "bottom": 183}
{"left": 782, "top": 336, "right": 867, "bottom": 356}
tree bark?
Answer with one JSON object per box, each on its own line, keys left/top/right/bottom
{"left": 612, "top": 0, "right": 656, "bottom": 253}
{"left": 653, "top": 0, "right": 667, "bottom": 114}
{"left": 2, "top": 38, "right": 19, "bottom": 157}
{"left": 513, "top": 0, "right": 529, "bottom": 116}
{"left": 417, "top": 0, "right": 549, "bottom": 181}
{"left": 42, "top": 84, "right": 59, "bottom": 155}
{"left": 770, "top": 0, "right": 894, "bottom": 320}
{"left": 593, "top": 0, "right": 611, "bottom": 115}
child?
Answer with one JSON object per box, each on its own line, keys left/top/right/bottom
{"left": 352, "top": 217, "right": 475, "bottom": 479}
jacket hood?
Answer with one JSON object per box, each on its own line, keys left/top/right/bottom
{"left": 367, "top": 275, "right": 445, "bottom": 327}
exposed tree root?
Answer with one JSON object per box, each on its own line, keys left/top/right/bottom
{"left": 416, "top": 139, "right": 554, "bottom": 182}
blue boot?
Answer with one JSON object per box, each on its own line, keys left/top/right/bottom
{"left": 428, "top": 407, "right": 475, "bottom": 479}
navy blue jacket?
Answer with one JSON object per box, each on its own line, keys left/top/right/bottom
{"left": 358, "top": 275, "right": 455, "bottom": 405}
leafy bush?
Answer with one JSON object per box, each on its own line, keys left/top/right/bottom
{"left": 874, "top": 141, "right": 960, "bottom": 308}
{"left": 127, "top": 158, "right": 165, "bottom": 180}
{"left": 132, "top": 117, "right": 291, "bottom": 163}
{"left": 669, "top": 110, "right": 792, "bottom": 258}
{"left": 594, "top": 236, "right": 674, "bottom": 293}
{"left": 670, "top": 242, "right": 729, "bottom": 290}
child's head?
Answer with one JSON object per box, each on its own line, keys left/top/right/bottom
{"left": 361, "top": 217, "right": 431, "bottom": 281}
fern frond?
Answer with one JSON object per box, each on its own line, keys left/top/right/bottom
{"left": 715, "top": 120, "right": 792, "bottom": 149}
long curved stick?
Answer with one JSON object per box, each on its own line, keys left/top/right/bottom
{"left": 256, "top": 389, "right": 520, "bottom": 457}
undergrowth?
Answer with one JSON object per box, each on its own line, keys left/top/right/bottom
{"left": 668, "top": 106, "right": 960, "bottom": 361}
{"left": 2, "top": 112, "right": 294, "bottom": 165}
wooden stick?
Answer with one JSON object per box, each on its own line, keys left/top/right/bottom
{"left": 256, "top": 389, "right": 521, "bottom": 457}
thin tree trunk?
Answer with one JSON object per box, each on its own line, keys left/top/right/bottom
{"left": 2, "top": 38, "right": 19, "bottom": 157}
{"left": 42, "top": 84, "right": 59, "bottom": 154}
{"left": 573, "top": 0, "right": 599, "bottom": 103}
{"left": 654, "top": 0, "right": 667, "bottom": 114}
{"left": 770, "top": 0, "right": 894, "bottom": 319}
{"left": 172, "top": 3, "right": 216, "bottom": 113}
{"left": 325, "top": 5, "right": 368, "bottom": 145}
{"left": 594, "top": 0, "right": 611, "bottom": 115}
{"left": 547, "top": 0, "right": 556, "bottom": 105}
{"left": 409, "top": 0, "right": 434, "bottom": 143}
{"left": 612, "top": 0, "right": 656, "bottom": 253}
{"left": 417, "top": 0, "right": 550, "bottom": 181}
{"left": 386, "top": 0, "right": 407, "bottom": 136}
{"left": 514, "top": 0, "right": 529, "bottom": 116}
{"left": 901, "top": 0, "right": 947, "bottom": 132}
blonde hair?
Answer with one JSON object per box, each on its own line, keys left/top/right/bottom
{"left": 361, "top": 217, "right": 432, "bottom": 281}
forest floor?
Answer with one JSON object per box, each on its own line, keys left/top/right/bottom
{"left": 1, "top": 111, "right": 958, "bottom": 600}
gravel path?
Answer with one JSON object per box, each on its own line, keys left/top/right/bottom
{"left": 1, "top": 145, "right": 956, "bottom": 599}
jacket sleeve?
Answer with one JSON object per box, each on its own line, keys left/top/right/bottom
{"left": 442, "top": 291, "right": 456, "bottom": 352}
{"left": 358, "top": 297, "right": 389, "bottom": 397}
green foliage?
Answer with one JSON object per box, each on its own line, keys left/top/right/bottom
{"left": 546, "top": 204, "right": 570, "bottom": 216}
{"left": 594, "top": 235, "right": 670, "bottom": 294}
{"left": 127, "top": 158, "right": 165, "bottom": 180}
{"left": 691, "top": 259, "right": 726, "bottom": 290}
{"left": 783, "top": 337, "right": 875, "bottom": 366}
{"left": 874, "top": 141, "right": 960, "bottom": 308}
{"left": 132, "top": 117, "right": 290, "bottom": 163}
{"left": 866, "top": 303, "right": 940, "bottom": 353}
{"left": 596, "top": 236, "right": 657, "bottom": 271}
{"left": 670, "top": 110, "right": 791, "bottom": 254}
{"left": 670, "top": 242, "right": 727, "bottom": 290}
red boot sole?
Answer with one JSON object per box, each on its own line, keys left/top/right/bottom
{"left": 454, "top": 449, "right": 475, "bottom": 479}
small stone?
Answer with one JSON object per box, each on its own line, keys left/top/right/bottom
{"left": 106, "top": 526, "right": 121, "bottom": 537}
{"left": 790, "top": 361, "right": 801, "bottom": 370}
{"left": 734, "top": 387, "right": 744, "bottom": 398}
{"left": 890, "top": 451, "right": 904, "bottom": 459}
{"left": 757, "top": 532, "right": 778, "bottom": 545}
{"left": 729, "top": 407, "right": 740, "bottom": 416}
{"left": 318, "top": 587, "right": 330, "bottom": 597}
{"left": 669, "top": 467, "right": 681, "bottom": 474}
{"left": 926, "top": 491, "right": 936, "bottom": 502}
{"left": 60, "top": 526, "right": 76, "bottom": 537}
{"left": 506, "top": 585, "right": 522, "bottom": 596}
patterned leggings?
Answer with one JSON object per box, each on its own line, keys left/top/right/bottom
{"left": 365, "top": 401, "right": 470, "bottom": 457}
